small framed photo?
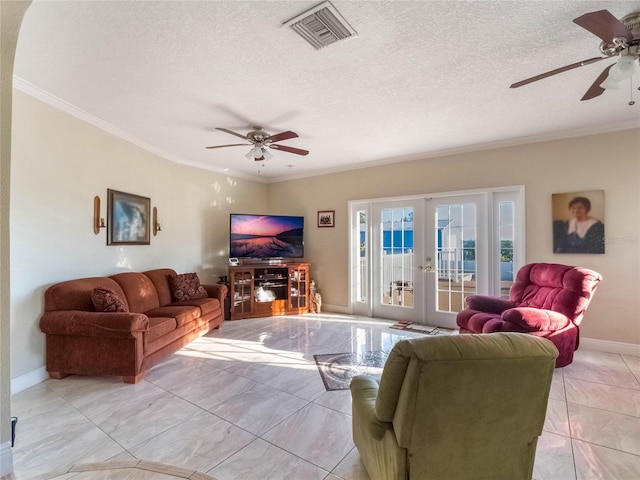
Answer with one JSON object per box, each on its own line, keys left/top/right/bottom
{"left": 317, "top": 210, "right": 335, "bottom": 228}
{"left": 107, "top": 189, "right": 151, "bottom": 245}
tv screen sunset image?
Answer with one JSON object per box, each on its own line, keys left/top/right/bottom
{"left": 230, "top": 215, "right": 304, "bottom": 258}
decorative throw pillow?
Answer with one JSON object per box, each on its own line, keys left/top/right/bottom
{"left": 91, "top": 287, "right": 128, "bottom": 312}
{"left": 169, "top": 273, "right": 208, "bottom": 301}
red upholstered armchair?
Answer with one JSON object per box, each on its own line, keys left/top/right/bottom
{"left": 456, "top": 263, "right": 602, "bottom": 367}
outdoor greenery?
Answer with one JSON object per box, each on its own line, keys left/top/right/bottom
{"left": 501, "top": 240, "right": 514, "bottom": 262}
{"left": 462, "top": 240, "right": 475, "bottom": 260}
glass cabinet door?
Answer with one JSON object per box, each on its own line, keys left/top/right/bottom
{"left": 289, "top": 266, "right": 308, "bottom": 310}
{"left": 232, "top": 270, "right": 253, "bottom": 316}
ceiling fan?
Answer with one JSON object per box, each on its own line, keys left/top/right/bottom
{"left": 206, "top": 126, "right": 309, "bottom": 161}
{"left": 510, "top": 9, "right": 640, "bottom": 102}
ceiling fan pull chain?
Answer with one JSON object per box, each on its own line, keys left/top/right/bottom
{"left": 629, "top": 77, "right": 636, "bottom": 106}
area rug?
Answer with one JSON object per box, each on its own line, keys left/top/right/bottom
{"left": 314, "top": 351, "right": 389, "bottom": 391}
{"left": 42, "top": 459, "right": 217, "bottom": 480}
{"left": 390, "top": 321, "right": 457, "bottom": 335}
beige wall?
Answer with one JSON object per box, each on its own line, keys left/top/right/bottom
{"left": 10, "top": 90, "right": 268, "bottom": 379}
{"left": 7, "top": 80, "right": 640, "bottom": 393}
{"left": 269, "top": 128, "right": 640, "bottom": 345}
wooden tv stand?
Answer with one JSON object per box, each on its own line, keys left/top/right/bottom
{"left": 229, "top": 263, "right": 310, "bottom": 320}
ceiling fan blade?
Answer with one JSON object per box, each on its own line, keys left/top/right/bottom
{"left": 510, "top": 57, "right": 607, "bottom": 88}
{"left": 573, "top": 10, "right": 633, "bottom": 44}
{"left": 215, "top": 127, "right": 249, "bottom": 140}
{"left": 205, "top": 143, "right": 249, "bottom": 149}
{"left": 266, "top": 130, "right": 298, "bottom": 143}
{"left": 581, "top": 64, "right": 614, "bottom": 101}
{"left": 270, "top": 144, "right": 309, "bottom": 156}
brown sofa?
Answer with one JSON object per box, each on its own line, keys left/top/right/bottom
{"left": 39, "top": 268, "right": 227, "bottom": 383}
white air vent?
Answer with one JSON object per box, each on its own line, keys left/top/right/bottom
{"left": 283, "top": 1, "right": 357, "bottom": 50}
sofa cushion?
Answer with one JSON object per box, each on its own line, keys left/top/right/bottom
{"left": 111, "top": 272, "right": 161, "bottom": 313}
{"left": 44, "top": 277, "right": 128, "bottom": 312}
{"left": 169, "top": 273, "right": 207, "bottom": 301}
{"left": 172, "top": 297, "right": 221, "bottom": 316}
{"left": 145, "top": 305, "right": 201, "bottom": 328}
{"left": 147, "top": 316, "right": 178, "bottom": 343}
{"left": 91, "top": 287, "right": 129, "bottom": 313}
{"left": 144, "top": 268, "right": 178, "bottom": 306}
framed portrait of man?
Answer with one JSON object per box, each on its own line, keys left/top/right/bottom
{"left": 552, "top": 190, "right": 604, "bottom": 254}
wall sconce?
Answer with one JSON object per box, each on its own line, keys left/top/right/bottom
{"left": 153, "top": 206, "right": 162, "bottom": 236}
{"left": 93, "top": 196, "right": 106, "bottom": 235}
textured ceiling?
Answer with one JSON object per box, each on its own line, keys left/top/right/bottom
{"left": 13, "top": 0, "right": 640, "bottom": 182}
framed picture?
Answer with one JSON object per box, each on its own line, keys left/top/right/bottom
{"left": 552, "top": 190, "right": 604, "bottom": 254}
{"left": 107, "top": 189, "right": 151, "bottom": 245}
{"left": 317, "top": 210, "right": 335, "bottom": 228}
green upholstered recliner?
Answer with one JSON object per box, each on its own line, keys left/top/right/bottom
{"left": 350, "top": 332, "right": 558, "bottom": 480}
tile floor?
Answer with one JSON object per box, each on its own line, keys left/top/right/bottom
{"left": 10, "top": 314, "right": 640, "bottom": 480}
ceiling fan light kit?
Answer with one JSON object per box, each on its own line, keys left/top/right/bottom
{"left": 600, "top": 54, "right": 639, "bottom": 89}
{"left": 245, "top": 145, "right": 273, "bottom": 161}
{"left": 511, "top": 9, "right": 640, "bottom": 104}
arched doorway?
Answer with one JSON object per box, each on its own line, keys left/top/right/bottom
{"left": 1, "top": 1, "right": 32, "bottom": 476}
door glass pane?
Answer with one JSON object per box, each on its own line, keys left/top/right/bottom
{"left": 499, "top": 201, "right": 515, "bottom": 298}
{"left": 380, "top": 207, "right": 414, "bottom": 308}
{"left": 357, "top": 210, "right": 367, "bottom": 302}
{"left": 435, "top": 203, "right": 476, "bottom": 313}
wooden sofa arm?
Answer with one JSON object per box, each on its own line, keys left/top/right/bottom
{"left": 203, "top": 283, "right": 227, "bottom": 304}
{"left": 40, "top": 310, "right": 148, "bottom": 338}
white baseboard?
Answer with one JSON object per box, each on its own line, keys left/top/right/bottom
{"left": 581, "top": 337, "right": 640, "bottom": 356}
{"left": 321, "top": 304, "right": 349, "bottom": 314}
{"left": 0, "top": 441, "right": 13, "bottom": 477}
{"left": 11, "top": 366, "right": 47, "bottom": 395}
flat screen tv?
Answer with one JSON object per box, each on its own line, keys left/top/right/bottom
{"left": 230, "top": 214, "right": 304, "bottom": 260}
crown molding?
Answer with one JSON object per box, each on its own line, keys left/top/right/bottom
{"left": 11, "top": 76, "right": 268, "bottom": 183}
{"left": 267, "top": 122, "right": 640, "bottom": 183}
{"left": 13, "top": 76, "right": 639, "bottom": 185}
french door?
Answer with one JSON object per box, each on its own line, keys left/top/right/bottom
{"left": 349, "top": 187, "right": 523, "bottom": 326}
{"left": 370, "top": 199, "right": 425, "bottom": 322}
{"left": 424, "top": 194, "right": 488, "bottom": 329}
